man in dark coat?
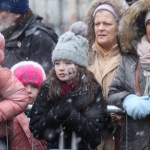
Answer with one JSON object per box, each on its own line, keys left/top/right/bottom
{"left": 0, "top": 0, "right": 58, "bottom": 74}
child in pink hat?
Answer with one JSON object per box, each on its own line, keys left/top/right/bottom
{"left": 11, "top": 61, "right": 46, "bottom": 104}
{"left": 9, "top": 61, "right": 48, "bottom": 150}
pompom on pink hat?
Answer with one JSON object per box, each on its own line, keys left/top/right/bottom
{"left": 11, "top": 61, "right": 46, "bottom": 88}
{"left": 0, "top": 33, "right": 5, "bottom": 63}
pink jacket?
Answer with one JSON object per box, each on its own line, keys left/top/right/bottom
{"left": 0, "top": 66, "right": 29, "bottom": 137}
{"left": 9, "top": 113, "right": 48, "bottom": 150}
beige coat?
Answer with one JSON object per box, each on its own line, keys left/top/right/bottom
{"left": 88, "top": 44, "right": 122, "bottom": 150}
{"left": 88, "top": 43, "right": 121, "bottom": 100}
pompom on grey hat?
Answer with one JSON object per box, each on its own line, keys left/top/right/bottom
{"left": 52, "top": 21, "right": 89, "bottom": 67}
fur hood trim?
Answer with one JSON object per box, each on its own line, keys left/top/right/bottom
{"left": 119, "top": 0, "right": 150, "bottom": 54}
{"left": 84, "top": 0, "right": 128, "bottom": 48}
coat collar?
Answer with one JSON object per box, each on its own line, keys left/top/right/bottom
{"left": 89, "top": 43, "right": 121, "bottom": 81}
{"left": 92, "top": 43, "right": 120, "bottom": 60}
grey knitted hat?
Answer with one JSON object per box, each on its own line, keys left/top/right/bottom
{"left": 52, "top": 21, "right": 89, "bottom": 67}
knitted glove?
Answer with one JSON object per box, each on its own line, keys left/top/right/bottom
{"left": 53, "top": 92, "right": 73, "bottom": 120}
{"left": 123, "top": 94, "right": 149, "bottom": 120}
{"left": 132, "top": 97, "right": 150, "bottom": 120}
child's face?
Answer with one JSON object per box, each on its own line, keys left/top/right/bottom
{"left": 24, "top": 84, "right": 39, "bottom": 104}
{"left": 54, "top": 60, "right": 77, "bottom": 82}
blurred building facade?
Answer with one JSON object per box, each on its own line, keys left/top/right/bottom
{"left": 29, "top": 0, "right": 137, "bottom": 35}
{"left": 29, "top": 0, "right": 91, "bottom": 35}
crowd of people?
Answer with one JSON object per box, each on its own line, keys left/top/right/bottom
{"left": 0, "top": 0, "right": 150, "bottom": 150}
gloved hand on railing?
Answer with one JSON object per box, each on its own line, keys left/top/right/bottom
{"left": 123, "top": 94, "right": 150, "bottom": 120}
{"left": 53, "top": 92, "right": 73, "bottom": 120}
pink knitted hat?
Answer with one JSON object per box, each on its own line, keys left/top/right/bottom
{"left": 0, "top": 33, "right": 5, "bottom": 64}
{"left": 11, "top": 61, "right": 46, "bottom": 88}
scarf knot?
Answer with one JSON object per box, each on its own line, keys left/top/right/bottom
{"left": 59, "top": 81, "right": 78, "bottom": 97}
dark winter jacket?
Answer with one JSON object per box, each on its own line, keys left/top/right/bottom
{"left": 108, "top": 0, "right": 150, "bottom": 149}
{"left": 29, "top": 79, "right": 113, "bottom": 150}
{"left": 2, "top": 10, "right": 58, "bottom": 74}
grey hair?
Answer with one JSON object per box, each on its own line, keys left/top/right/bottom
{"left": 69, "top": 21, "right": 88, "bottom": 37}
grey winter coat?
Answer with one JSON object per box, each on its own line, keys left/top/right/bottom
{"left": 108, "top": 53, "right": 150, "bottom": 150}
{"left": 108, "top": 0, "right": 150, "bottom": 149}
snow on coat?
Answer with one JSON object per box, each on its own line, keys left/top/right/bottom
{"left": 29, "top": 79, "right": 113, "bottom": 150}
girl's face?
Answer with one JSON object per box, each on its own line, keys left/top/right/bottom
{"left": 54, "top": 60, "right": 77, "bottom": 82}
{"left": 24, "top": 84, "right": 39, "bottom": 104}
{"left": 94, "top": 10, "right": 118, "bottom": 50}
{"left": 146, "top": 20, "right": 150, "bottom": 42}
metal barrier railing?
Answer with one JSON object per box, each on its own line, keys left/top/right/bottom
{"left": 107, "top": 105, "right": 125, "bottom": 113}
{"left": 25, "top": 105, "right": 125, "bottom": 150}
{"left": 26, "top": 105, "right": 125, "bottom": 114}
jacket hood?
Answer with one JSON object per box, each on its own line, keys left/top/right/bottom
{"left": 119, "top": 0, "right": 150, "bottom": 54}
{"left": 84, "top": 0, "right": 129, "bottom": 48}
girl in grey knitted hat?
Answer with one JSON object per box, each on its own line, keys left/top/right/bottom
{"left": 29, "top": 21, "right": 113, "bottom": 150}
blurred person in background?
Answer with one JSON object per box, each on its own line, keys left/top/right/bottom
{"left": 108, "top": 0, "right": 150, "bottom": 149}
{"left": 0, "top": 0, "right": 58, "bottom": 75}
{"left": 0, "top": 33, "right": 29, "bottom": 149}
{"left": 84, "top": 0, "right": 128, "bottom": 149}
{"left": 9, "top": 61, "right": 48, "bottom": 150}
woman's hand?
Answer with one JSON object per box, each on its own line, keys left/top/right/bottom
{"left": 110, "top": 113, "right": 124, "bottom": 126}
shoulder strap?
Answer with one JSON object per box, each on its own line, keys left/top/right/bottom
{"left": 135, "top": 64, "right": 141, "bottom": 96}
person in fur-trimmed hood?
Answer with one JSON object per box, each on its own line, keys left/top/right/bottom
{"left": 84, "top": 0, "right": 128, "bottom": 150}
{"left": 108, "top": 0, "right": 150, "bottom": 149}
